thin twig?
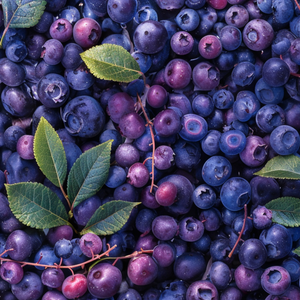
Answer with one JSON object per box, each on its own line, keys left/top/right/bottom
{"left": 137, "top": 94, "right": 156, "bottom": 193}
{"left": 228, "top": 204, "right": 248, "bottom": 258}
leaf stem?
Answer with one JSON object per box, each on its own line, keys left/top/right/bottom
{"left": 295, "top": 0, "right": 300, "bottom": 11}
{"left": 137, "top": 94, "right": 156, "bottom": 193}
{"left": 60, "top": 185, "right": 72, "bottom": 210}
{"left": 0, "top": 25, "right": 8, "bottom": 49}
{"left": 0, "top": 0, "right": 22, "bottom": 49}
{"left": 228, "top": 204, "right": 248, "bottom": 258}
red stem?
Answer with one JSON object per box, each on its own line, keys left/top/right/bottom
{"left": 137, "top": 94, "right": 156, "bottom": 193}
{"left": 228, "top": 204, "right": 248, "bottom": 258}
{"left": 0, "top": 245, "right": 117, "bottom": 270}
{"left": 0, "top": 246, "right": 154, "bottom": 272}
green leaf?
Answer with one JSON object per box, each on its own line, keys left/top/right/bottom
{"left": 254, "top": 155, "right": 300, "bottom": 180}
{"left": 34, "top": 117, "right": 67, "bottom": 188}
{"left": 80, "top": 200, "right": 140, "bottom": 236}
{"left": 67, "top": 140, "right": 112, "bottom": 208}
{"left": 2, "top": 0, "right": 47, "bottom": 28}
{"left": 265, "top": 197, "right": 300, "bottom": 227}
{"left": 6, "top": 182, "right": 70, "bottom": 229}
{"left": 80, "top": 44, "right": 142, "bottom": 83}
{"left": 293, "top": 246, "right": 300, "bottom": 256}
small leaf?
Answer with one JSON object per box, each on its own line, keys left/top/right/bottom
{"left": 80, "top": 44, "right": 142, "bottom": 83}
{"left": 67, "top": 140, "right": 112, "bottom": 208}
{"left": 80, "top": 200, "right": 140, "bottom": 236}
{"left": 293, "top": 246, "right": 300, "bottom": 256}
{"left": 6, "top": 182, "right": 70, "bottom": 229}
{"left": 2, "top": 0, "right": 47, "bottom": 28}
{"left": 254, "top": 155, "right": 300, "bottom": 180}
{"left": 34, "top": 117, "right": 67, "bottom": 188}
{"left": 265, "top": 197, "right": 300, "bottom": 227}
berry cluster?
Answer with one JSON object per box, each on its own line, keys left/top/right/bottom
{"left": 1, "top": 0, "right": 300, "bottom": 299}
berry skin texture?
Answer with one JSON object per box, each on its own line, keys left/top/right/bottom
{"left": 127, "top": 254, "right": 158, "bottom": 286}
{"left": 127, "top": 162, "right": 150, "bottom": 188}
{"left": 87, "top": 263, "right": 122, "bottom": 298}
{"left": 62, "top": 95, "right": 105, "bottom": 138}
{"left": 243, "top": 19, "right": 274, "bottom": 51}
{"left": 0, "top": 262, "right": 24, "bottom": 284}
{"left": 270, "top": 125, "right": 300, "bottom": 156}
{"left": 220, "top": 177, "right": 251, "bottom": 211}
{"left": 198, "top": 35, "right": 222, "bottom": 59}
{"left": 186, "top": 280, "right": 219, "bottom": 300}
{"left": 73, "top": 18, "right": 102, "bottom": 49}
{"left": 62, "top": 274, "right": 87, "bottom": 299}
{"left": 79, "top": 233, "right": 102, "bottom": 257}
{"left": 11, "top": 271, "right": 44, "bottom": 300}
{"left": 107, "top": 0, "right": 137, "bottom": 24}
{"left": 192, "top": 61, "right": 220, "bottom": 91}
{"left": 179, "top": 113, "right": 208, "bottom": 142}
{"left": 239, "top": 135, "right": 268, "bottom": 167}
{"left": 202, "top": 156, "right": 232, "bottom": 187}
{"left": 154, "top": 108, "right": 182, "bottom": 138}
{"left": 133, "top": 20, "right": 168, "bottom": 54}
{"left": 238, "top": 238, "right": 268, "bottom": 269}
{"left": 262, "top": 58, "right": 290, "bottom": 88}
{"left": 155, "top": 181, "right": 177, "bottom": 206}
{"left": 164, "top": 58, "right": 192, "bottom": 89}
{"left": 261, "top": 266, "right": 291, "bottom": 296}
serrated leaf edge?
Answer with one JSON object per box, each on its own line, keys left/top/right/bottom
{"left": 6, "top": 182, "right": 70, "bottom": 229}
{"left": 80, "top": 200, "right": 140, "bottom": 235}
{"left": 3, "top": 0, "right": 47, "bottom": 28}
{"left": 80, "top": 44, "right": 142, "bottom": 83}
{"left": 33, "top": 117, "right": 67, "bottom": 188}
{"left": 254, "top": 155, "right": 300, "bottom": 179}
{"left": 68, "top": 140, "right": 112, "bottom": 208}
{"left": 266, "top": 197, "right": 300, "bottom": 227}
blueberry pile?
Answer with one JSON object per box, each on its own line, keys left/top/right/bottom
{"left": 1, "top": 0, "right": 300, "bottom": 299}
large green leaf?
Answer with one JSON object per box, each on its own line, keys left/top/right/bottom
{"left": 80, "top": 200, "right": 140, "bottom": 236}
{"left": 2, "top": 0, "right": 47, "bottom": 28}
{"left": 80, "top": 44, "right": 142, "bottom": 83}
{"left": 254, "top": 155, "right": 300, "bottom": 180}
{"left": 34, "top": 117, "right": 67, "bottom": 188}
{"left": 265, "top": 197, "right": 300, "bottom": 227}
{"left": 67, "top": 140, "right": 112, "bottom": 208}
{"left": 6, "top": 182, "right": 70, "bottom": 229}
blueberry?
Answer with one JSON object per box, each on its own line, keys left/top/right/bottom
{"left": 186, "top": 280, "right": 219, "bottom": 300}
{"left": 193, "top": 61, "right": 220, "bottom": 91}
{"left": 243, "top": 19, "right": 274, "bottom": 51}
{"left": 107, "top": 0, "right": 137, "bottom": 24}
{"left": 209, "top": 261, "right": 232, "bottom": 290}
{"left": 175, "top": 8, "right": 200, "bottom": 32}
{"left": 164, "top": 58, "right": 192, "bottom": 90}
{"left": 220, "top": 177, "right": 251, "bottom": 211}
{"left": 37, "top": 73, "right": 70, "bottom": 108}
{"left": 219, "top": 130, "right": 247, "bottom": 155}
{"left": 133, "top": 20, "right": 168, "bottom": 54}
{"left": 261, "top": 266, "right": 291, "bottom": 296}
{"left": 62, "top": 95, "right": 105, "bottom": 138}
{"left": 202, "top": 156, "right": 232, "bottom": 187}
{"left": 239, "top": 238, "right": 268, "bottom": 269}
{"left": 270, "top": 125, "right": 300, "bottom": 155}
{"left": 260, "top": 224, "right": 293, "bottom": 260}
